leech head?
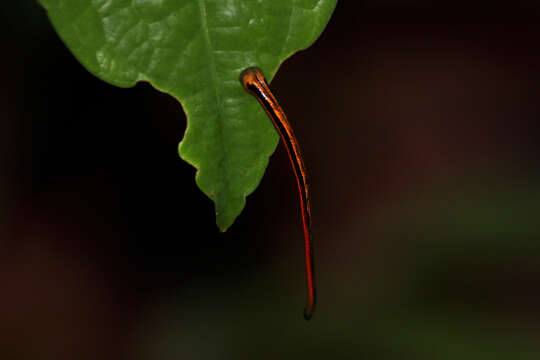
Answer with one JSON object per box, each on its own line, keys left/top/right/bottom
{"left": 304, "top": 305, "right": 314, "bottom": 321}
{"left": 239, "top": 66, "right": 266, "bottom": 92}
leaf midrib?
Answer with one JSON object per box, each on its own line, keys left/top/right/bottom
{"left": 197, "top": 0, "right": 229, "bottom": 207}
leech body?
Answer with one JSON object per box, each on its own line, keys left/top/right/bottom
{"left": 239, "top": 67, "right": 315, "bottom": 320}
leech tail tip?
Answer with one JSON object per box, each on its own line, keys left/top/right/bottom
{"left": 303, "top": 307, "right": 314, "bottom": 321}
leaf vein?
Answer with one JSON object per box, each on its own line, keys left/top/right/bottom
{"left": 197, "top": 0, "right": 229, "bottom": 203}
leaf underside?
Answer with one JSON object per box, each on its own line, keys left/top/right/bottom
{"left": 38, "top": 0, "right": 337, "bottom": 231}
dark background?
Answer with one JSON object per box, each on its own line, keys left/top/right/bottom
{"left": 2, "top": 1, "right": 540, "bottom": 359}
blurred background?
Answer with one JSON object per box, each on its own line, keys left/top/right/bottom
{"left": 2, "top": 1, "right": 540, "bottom": 359}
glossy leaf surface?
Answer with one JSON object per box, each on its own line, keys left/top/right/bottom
{"left": 38, "top": 0, "right": 337, "bottom": 230}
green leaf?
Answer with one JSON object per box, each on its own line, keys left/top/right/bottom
{"left": 38, "top": 0, "right": 337, "bottom": 230}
